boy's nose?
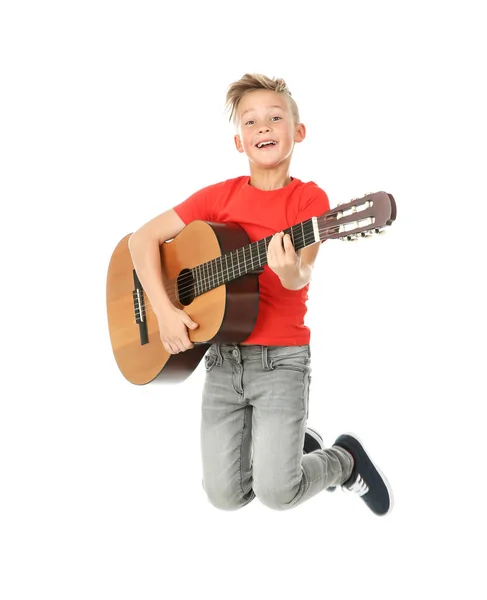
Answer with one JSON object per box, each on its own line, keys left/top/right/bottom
{"left": 258, "top": 124, "right": 271, "bottom": 133}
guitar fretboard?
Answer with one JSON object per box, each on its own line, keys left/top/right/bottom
{"left": 190, "top": 218, "right": 317, "bottom": 296}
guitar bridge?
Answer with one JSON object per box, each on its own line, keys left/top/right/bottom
{"left": 132, "top": 270, "right": 149, "bottom": 345}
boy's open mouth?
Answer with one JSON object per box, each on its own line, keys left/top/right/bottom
{"left": 256, "top": 140, "right": 277, "bottom": 149}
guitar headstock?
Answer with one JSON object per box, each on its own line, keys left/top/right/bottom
{"left": 319, "top": 192, "right": 396, "bottom": 241}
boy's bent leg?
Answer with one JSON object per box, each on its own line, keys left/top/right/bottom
{"left": 248, "top": 346, "right": 352, "bottom": 510}
{"left": 201, "top": 346, "right": 254, "bottom": 511}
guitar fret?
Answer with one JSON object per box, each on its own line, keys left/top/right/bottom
{"left": 217, "top": 256, "right": 222, "bottom": 286}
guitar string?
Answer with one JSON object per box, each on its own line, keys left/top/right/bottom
{"left": 132, "top": 228, "right": 311, "bottom": 316}
{"left": 137, "top": 204, "right": 378, "bottom": 309}
{"left": 133, "top": 222, "right": 350, "bottom": 318}
{"left": 133, "top": 227, "right": 316, "bottom": 316}
{"left": 133, "top": 222, "right": 357, "bottom": 318}
{"left": 171, "top": 225, "right": 319, "bottom": 295}
{"left": 167, "top": 221, "right": 344, "bottom": 297}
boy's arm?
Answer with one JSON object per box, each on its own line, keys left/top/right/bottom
{"left": 272, "top": 183, "right": 329, "bottom": 289}
{"left": 268, "top": 233, "right": 320, "bottom": 290}
{"left": 128, "top": 209, "right": 199, "bottom": 354}
{"left": 291, "top": 241, "right": 321, "bottom": 289}
{"left": 128, "top": 208, "right": 185, "bottom": 315}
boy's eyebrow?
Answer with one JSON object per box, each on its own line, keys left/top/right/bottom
{"left": 240, "top": 104, "right": 285, "bottom": 117}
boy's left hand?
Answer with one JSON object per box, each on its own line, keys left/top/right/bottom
{"left": 267, "top": 231, "right": 301, "bottom": 280}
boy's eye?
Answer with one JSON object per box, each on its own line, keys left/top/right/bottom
{"left": 244, "top": 116, "right": 281, "bottom": 126}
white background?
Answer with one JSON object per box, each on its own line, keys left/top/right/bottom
{"left": 1, "top": 1, "right": 486, "bottom": 598}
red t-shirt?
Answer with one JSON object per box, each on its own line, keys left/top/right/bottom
{"left": 172, "top": 176, "right": 330, "bottom": 346}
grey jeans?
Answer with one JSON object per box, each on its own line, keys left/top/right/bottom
{"left": 201, "top": 343, "right": 353, "bottom": 511}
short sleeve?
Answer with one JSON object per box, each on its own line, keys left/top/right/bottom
{"left": 173, "top": 182, "right": 223, "bottom": 225}
{"left": 297, "top": 184, "right": 330, "bottom": 243}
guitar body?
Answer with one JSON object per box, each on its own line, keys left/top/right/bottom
{"left": 106, "top": 221, "right": 260, "bottom": 385}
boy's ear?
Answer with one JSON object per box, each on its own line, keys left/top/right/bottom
{"left": 234, "top": 134, "right": 245, "bottom": 153}
{"left": 294, "top": 123, "right": 306, "bottom": 143}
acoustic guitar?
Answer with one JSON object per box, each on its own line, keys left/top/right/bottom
{"left": 106, "top": 191, "right": 396, "bottom": 385}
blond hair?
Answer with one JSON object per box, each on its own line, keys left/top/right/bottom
{"left": 225, "top": 73, "right": 300, "bottom": 126}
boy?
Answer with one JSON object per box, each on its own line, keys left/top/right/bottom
{"left": 128, "top": 74, "right": 393, "bottom": 516}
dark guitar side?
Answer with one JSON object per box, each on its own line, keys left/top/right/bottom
{"left": 106, "top": 220, "right": 261, "bottom": 385}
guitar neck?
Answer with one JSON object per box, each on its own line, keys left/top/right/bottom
{"left": 188, "top": 190, "right": 395, "bottom": 297}
{"left": 191, "top": 217, "right": 319, "bottom": 296}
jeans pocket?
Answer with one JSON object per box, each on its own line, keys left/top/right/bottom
{"left": 269, "top": 353, "right": 311, "bottom": 374}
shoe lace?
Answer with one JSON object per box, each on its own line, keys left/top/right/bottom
{"left": 345, "top": 474, "right": 369, "bottom": 497}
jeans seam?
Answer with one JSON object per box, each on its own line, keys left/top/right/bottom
{"left": 232, "top": 362, "right": 243, "bottom": 395}
{"left": 239, "top": 404, "right": 251, "bottom": 500}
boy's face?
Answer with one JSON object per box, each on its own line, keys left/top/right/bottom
{"left": 234, "top": 90, "right": 305, "bottom": 168}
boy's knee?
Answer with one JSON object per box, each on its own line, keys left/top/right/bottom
{"left": 202, "top": 479, "right": 254, "bottom": 511}
{"left": 254, "top": 485, "right": 296, "bottom": 511}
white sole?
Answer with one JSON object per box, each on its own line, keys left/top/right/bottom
{"left": 306, "top": 427, "right": 324, "bottom": 447}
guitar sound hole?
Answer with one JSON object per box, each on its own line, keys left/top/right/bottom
{"left": 177, "top": 269, "right": 196, "bottom": 306}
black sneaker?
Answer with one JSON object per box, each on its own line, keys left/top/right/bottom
{"left": 304, "top": 427, "right": 336, "bottom": 492}
{"left": 333, "top": 433, "right": 393, "bottom": 516}
{"left": 303, "top": 427, "right": 324, "bottom": 453}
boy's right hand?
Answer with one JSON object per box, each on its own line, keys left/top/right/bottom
{"left": 157, "top": 305, "right": 199, "bottom": 354}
